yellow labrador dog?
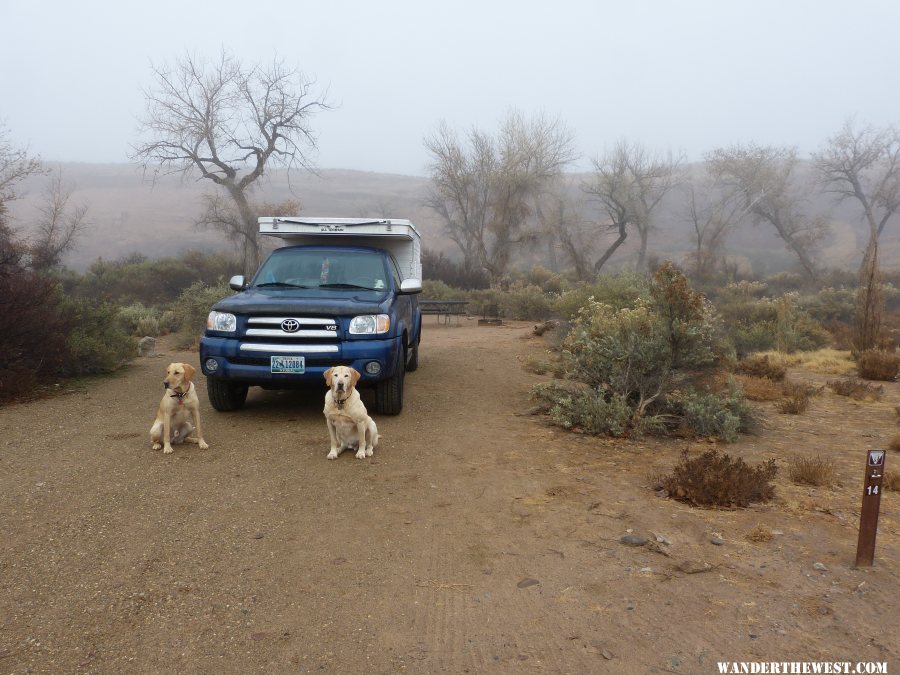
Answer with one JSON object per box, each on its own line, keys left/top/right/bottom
{"left": 150, "top": 362, "right": 209, "bottom": 454}
{"left": 323, "top": 366, "right": 379, "bottom": 460}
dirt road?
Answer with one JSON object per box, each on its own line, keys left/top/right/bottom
{"left": 1, "top": 320, "right": 898, "bottom": 673}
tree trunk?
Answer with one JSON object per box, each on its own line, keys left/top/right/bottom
{"left": 227, "top": 184, "right": 260, "bottom": 278}
{"left": 593, "top": 222, "right": 628, "bottom": 273}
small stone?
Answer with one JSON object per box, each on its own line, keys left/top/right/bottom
{"left": 517, "top": 578, "right": 540, "bottom": 589}
{"left": 252, "top": 533, "right": 264, "bottom": 540}
{"left": 620, "top": 534, "right": 648, "bottom": 546}
{"left": 602, "top": 649, "right": 613, "bottom": 660}
{"left": 710, "top": 537, "right": 725, "bottom": 546}
{"left": 639, "top": 567, "right": 652, "bottom": 573}
{"left": 813, "top": 562, "right": 828, "bottom": 572}
{"left": 655, "top": 534, "right": 672, "bottom": 545}
{"left": 677, "top": 560, "right": 713, "bottom": 574}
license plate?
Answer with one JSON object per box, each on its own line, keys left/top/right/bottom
{"left": 271, "top": 356, "right": 305, "bottom": 373}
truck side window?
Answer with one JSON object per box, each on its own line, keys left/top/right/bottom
{"left": 388, "top": 257, "right": 402, "bottom": 288}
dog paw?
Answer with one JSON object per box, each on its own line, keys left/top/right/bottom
{"left": 199, "top": 440, "right": 209, "bottom": 450}
{"left": 151, "top": 442, "right": 162, "bottom": 451}
{"left": 355, "top": 448, "right": 367, "bottom": 459}
{"left": 163, "top": 446, "right": 174, "bottom": 455}
{"left": 327, "top": 449, "right": 339, "bottom": 460}
{"left": 365, "top": 447, "right": 374, "bottom": 457}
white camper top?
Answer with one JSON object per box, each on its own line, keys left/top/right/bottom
{"left": 258, "top": 217, "right": 422, "bottom": 281}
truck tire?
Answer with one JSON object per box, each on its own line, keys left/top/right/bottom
{"left": 206, "top": 378, "right": 249, "bottom": 412}
{"left": 374, "top": 351, "right": 405, "bottom": 415}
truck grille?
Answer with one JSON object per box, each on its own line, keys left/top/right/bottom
{"left": 245, "top": 316, "right": 339, "bottom": 339}
{"left": 239, "top": 316, "right": 340, "bottom": 356}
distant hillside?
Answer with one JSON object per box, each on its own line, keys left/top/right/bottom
{"left": 6, "top": 162, "right": 898, "bottom": 275}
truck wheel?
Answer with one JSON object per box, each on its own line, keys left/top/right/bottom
{"left": 206, "top": 378, "right": 249, "bottom": 412}
{"left": 374, "top": 356, "right": 404, "bottom": 415}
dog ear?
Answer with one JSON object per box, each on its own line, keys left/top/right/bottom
{"left": 349, "top": 367, "right": 361, "bottom": 387}
{"left": 323, "top": 367, "right": 334, "bottom": 387}
{"left": 182, "top": 363, "right": 196, "bottom": 382}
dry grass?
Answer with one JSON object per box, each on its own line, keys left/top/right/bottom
{"left": 889, "top": 435, "right": 900, "bottom": 453}
{"left": 787, "top": 455, "right": 837, "bottom": 487}
{"left": 522, "top": 354, "right": 565, "bottom": 378}
{"left": 747, "top": 524, "right": 774, "bottom": 542}
{"left": 883, "top": 471, "right": 900, "bottom": 492}
{"left": 752, "top": 349, "right": 855, "bottom": 375}
{"left": 826, "top": 377, "right": 884, "bottom": 401}
{"left": 856, "top": 349, "right": 900, "bottom": 381}
{"left": 735, "top": 354, "right": 787, "bottom": 381}
{"left": 733, "top": 375, "right": 784, "bottom": 402}
{"left": 777, "top": 393, "right": 810, "bottom": 414}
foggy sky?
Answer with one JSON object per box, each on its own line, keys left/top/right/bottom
{"left": 2, "top": 0, "right": 898, "bottom": 177}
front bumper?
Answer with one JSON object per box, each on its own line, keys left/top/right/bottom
{"left": 199, "top": 335, "right": 402, "bottom": 386}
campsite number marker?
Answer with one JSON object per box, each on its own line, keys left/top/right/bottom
{"left": 855, "top": 449, "right": 886, "bottom": 567}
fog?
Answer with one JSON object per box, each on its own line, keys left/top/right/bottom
{"left": 1, "top": 0, "right": 898, "bottom": 176}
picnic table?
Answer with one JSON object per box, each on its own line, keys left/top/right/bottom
{"left": 419, "top": 299, "right": 469, "bottom": 325}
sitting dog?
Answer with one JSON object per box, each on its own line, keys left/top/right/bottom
{"left": 150, "top": 362, "right": 209, "bottom": 454}
{"left": 323, "top": 366, "right": 379, "bottom": 460}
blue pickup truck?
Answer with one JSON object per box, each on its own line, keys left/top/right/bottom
{"left": 199, "top": 218, "right": 423, "bottom": 415}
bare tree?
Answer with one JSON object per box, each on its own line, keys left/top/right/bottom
{"left": 131, "top": 50, "right": 329, "bottom": 276}
{"left": 425, "top": 112, "right": 576, "bottom": 287}
{"left": 706, "top": 144, "right": 826, "bottom": 279}
{"left": 28, "top": 169, "right": 88, "bottom": 272}
{"left": 535, "top": 187, "right": 595, "bottom": 281}
{"left": 813, "top": 119, "right": 900, "bottom": 271}
{"left": 582, "top": 140, "right": 683, "bottom": 273}
{"left": 0, "top": 123, "right": 45, "bottom": 250}
{"left": 195, "top": 193, "right": 302, "bottom": 272}
{"left": 682, "top": 175, "right": 746, "bottom": 281}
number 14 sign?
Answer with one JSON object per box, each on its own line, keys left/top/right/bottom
{"left": 855, "top": 449, "right": 886, "bottom": 567}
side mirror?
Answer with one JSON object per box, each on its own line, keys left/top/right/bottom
{"left": 229, "top": 275, "right": 247, "bottom": 291}
{"left": 400, "top": 278, "right": 422, "bottom": 294}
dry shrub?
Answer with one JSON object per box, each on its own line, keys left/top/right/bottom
{"left": 895, "top": 405, "right": 900, "bottom": 421}
{"left": 883, "top": 471, "right": 900, "bottom": 492}
{"left": 788, "top": 455, "right": 837, "bottom": 487}
{"left": 523, "top": 354, "right": 565, "bottom": 378}
{"left": 826, "top": 377, "right": 884, "bottom": 401}
{"left": 747, "top": 524, "right": 774, "bottom": 542}
{"left": 735, "top": 354, "right": 787, "bottom": 381}
{"left": 777, "top": 393, "right": 810, "bottom": 414}
{"left": 734, "top": 375, "right": 784, "bottom": 402}
{"left": 889, "top": 435, "right": 900, "bottom": 453}
{"left": 856, "top": 349, "right": 899, "bottom": 381}
{"left": 660, "top": 449, "right": 778, "bottom": 508}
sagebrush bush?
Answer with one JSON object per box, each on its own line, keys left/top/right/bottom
{"left": 61, "top": 297, "right": 136, "bottom": 375}
{"left": 536, "top": 263, "right": 749, "bottom": 440}
{"left": 660, "top": 449, "right": 778, "bottom": 507}
{"left": 777, "top": 392, "right": 810, "bottom": 414}
{"left": 553, "top": 272, "right": 649, "bottom": 320}
{"left": 498, "top": 284, "right": 555, "bottom": 320}
{"left": 173, "top": 280, "right": 233, "bottom": 349}
{"left": 733, "top": 375, "right": 784, "bottom": 401}
{"left": 856, "top": 349, "right": 899, "bottom": 381}
{"left": 668, "top": 381, "right": 753, "bottom": 442}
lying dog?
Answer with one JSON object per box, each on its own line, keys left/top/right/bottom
{"left": 150, "top": 362, "right": 209, "bottom": 454}
{"left": 323, "top": 366, "right": 379, "bottom": 460}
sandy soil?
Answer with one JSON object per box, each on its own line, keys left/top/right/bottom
{"left": 1, "top": 319, "right": 897, "bottom": 674}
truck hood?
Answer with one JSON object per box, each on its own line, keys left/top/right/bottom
{"left": 212, "top": 288, "right": 390, "bottom": 316}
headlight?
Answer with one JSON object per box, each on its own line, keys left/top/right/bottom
{"left": 207, "top": 311, "right": 237, "bottom": 332}
{"left": 349, "top": 314, "right": 390, "bottom": 334}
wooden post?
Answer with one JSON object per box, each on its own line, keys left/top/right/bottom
{"left": 855, "top": 449, "right": 886, "bottom": 567}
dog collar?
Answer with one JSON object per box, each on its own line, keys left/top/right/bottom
{"left": 170, "top": 383, "right": 191, "bottom": 403}
{"left": 335, "top": 394, "right": 350, "bottom": 408}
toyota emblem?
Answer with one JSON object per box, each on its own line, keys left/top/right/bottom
{"left": 281, "top": 318, "right": 301, "bottom": 333}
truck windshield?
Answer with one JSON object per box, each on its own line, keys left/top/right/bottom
{"left": 253, "top": 250, "right": 388, "bottom": 291}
